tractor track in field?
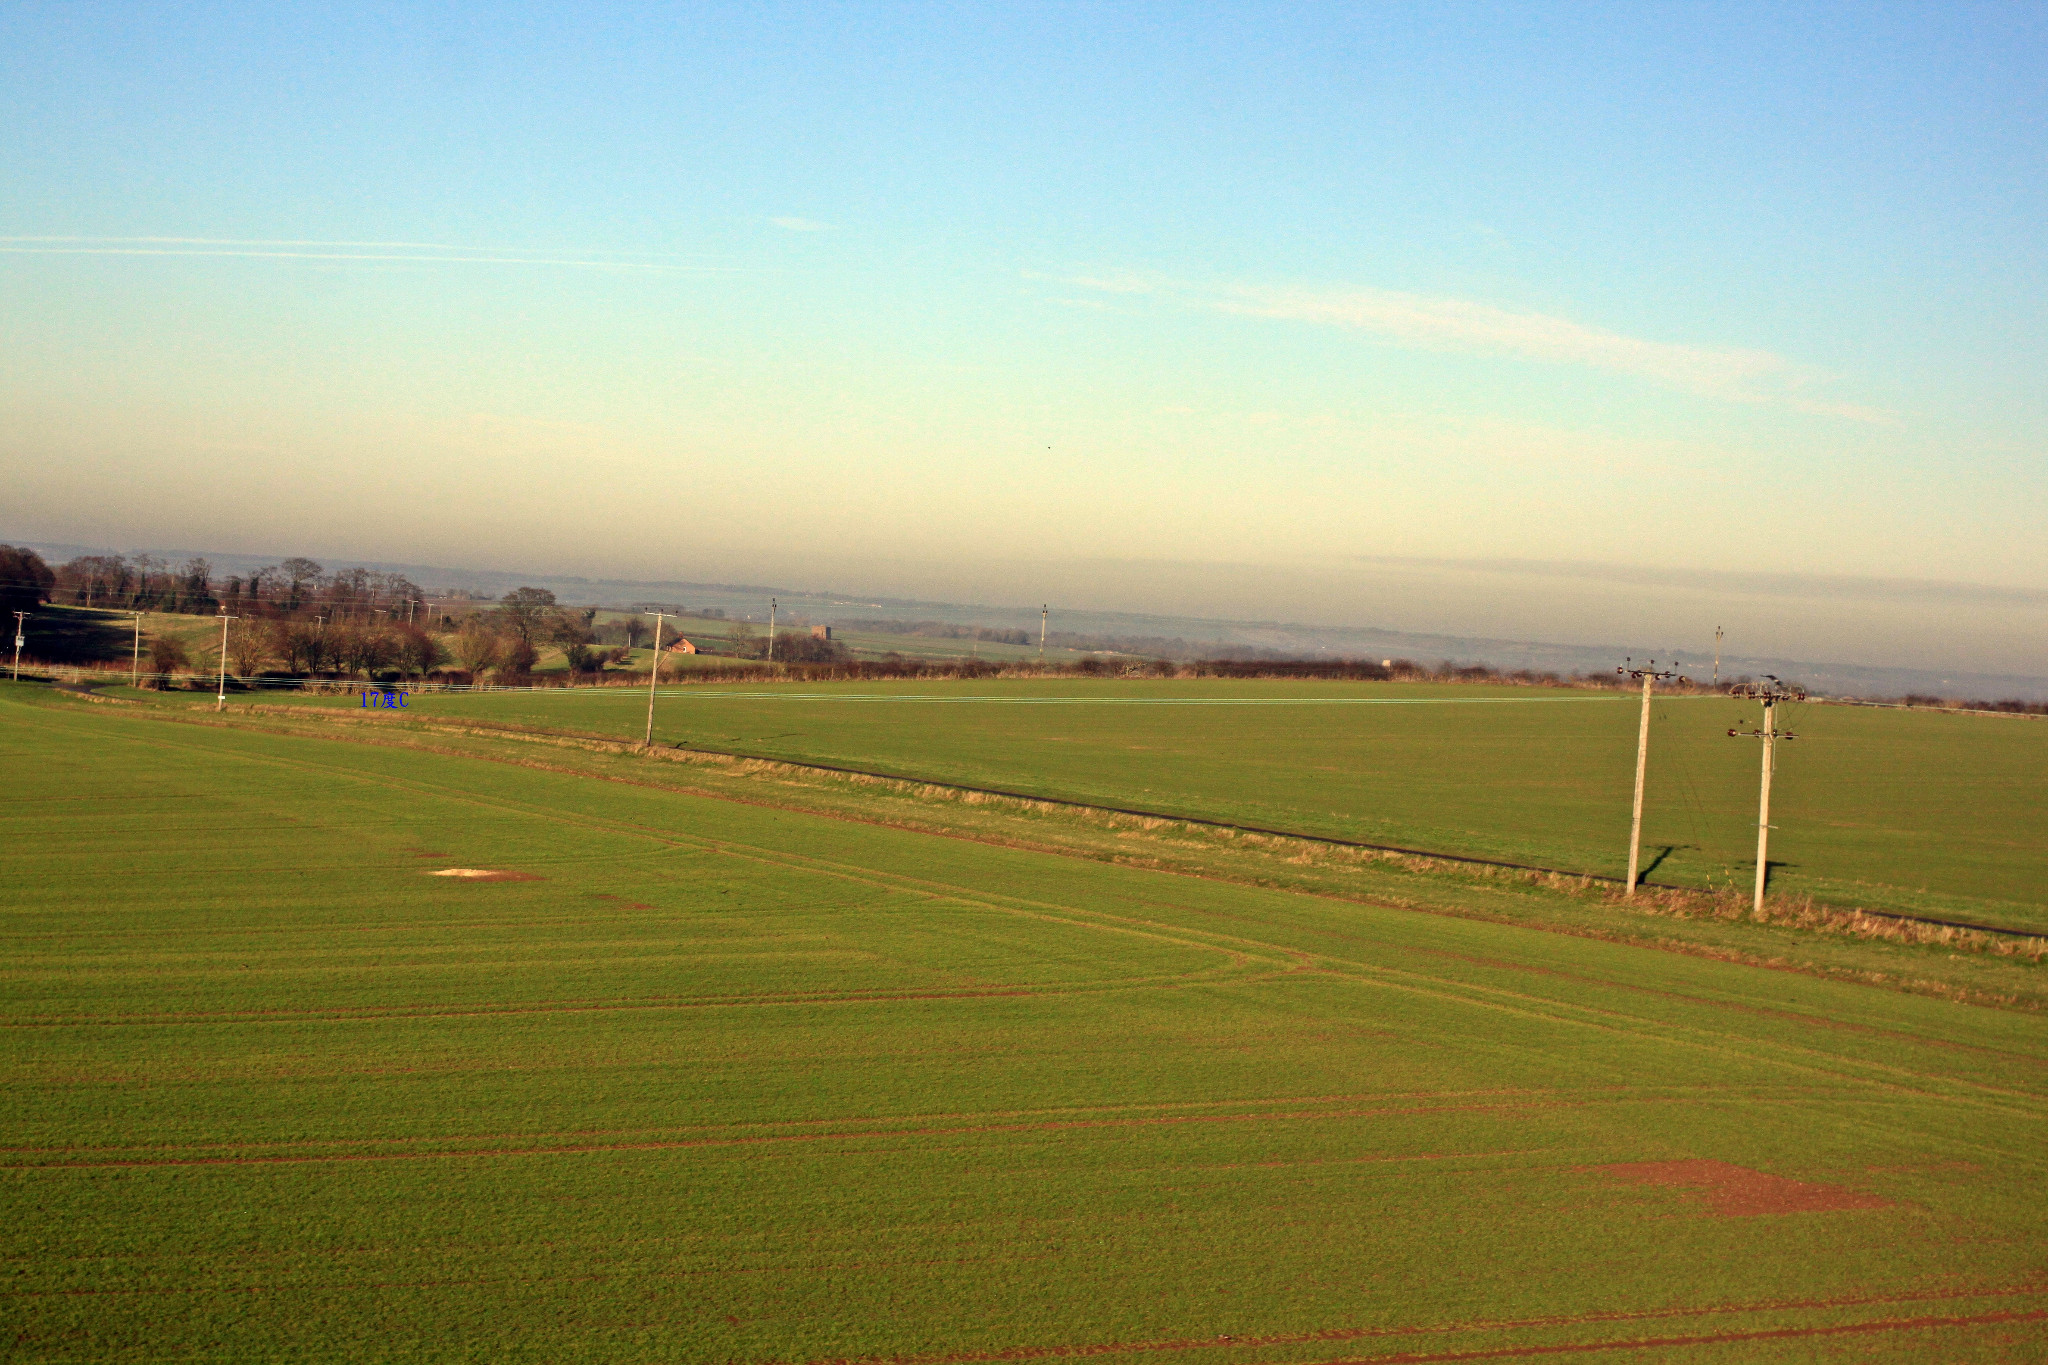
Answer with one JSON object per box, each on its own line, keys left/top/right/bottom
{"left": 0, "top": 1098, "right": 1604, "bottom": 1169}
{"left": 783, "top": 1284, "right": 2048, "bottom": 1365}
{"left": 1314, "top": 1310, "right": 2048, "bottom": 1362}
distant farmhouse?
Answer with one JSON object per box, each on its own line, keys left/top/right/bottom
{"left": 667, "top": 637, "right": 698, "bottom": 654}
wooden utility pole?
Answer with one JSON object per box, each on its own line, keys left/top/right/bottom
{"left": 768, "top": 599, "right": 777, "bottom": 662}
{"left": 131, "top": 614, "right": 143, "bottom": 690}
{"left": 1713, "top": 626, "right": 1723, "bottom": 685}
{"left": 11, "top": 611, "right": 25, "bottom": 681}
{"left": 214, "top": 611, "right": 237, "bottom": 711}
{"left": 1617, "top": 659, "right": 1681, "bottom": 895}
{"left": 1040, "top": 605, "right": 1048, "bottom": 659}
{"left": 643, "top": 611, "right": 675, "bottom": 747}
{"left": 1728, "top": 677, "right": 1804, "bottom": 916}
{"left": 1753, "top": 699, "right": 1774, "bottom": 912}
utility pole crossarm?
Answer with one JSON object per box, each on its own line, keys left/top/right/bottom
{"left": 1615, "top": 659, "right": 1686, "bottom": 896}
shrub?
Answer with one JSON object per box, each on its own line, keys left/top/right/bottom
{"left": 146, "top": 635, "right": 190, "bottom": 686}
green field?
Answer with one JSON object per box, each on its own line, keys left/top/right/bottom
{"left": 4, "top": 684, "right": 2046, "bottom": 1361}
{"left": 256, "top": 677, "right": 2048, "bottom": 932}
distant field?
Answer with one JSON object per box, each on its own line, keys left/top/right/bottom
{"left": 591, "top": 611, "right": 1125, "bottom": 664}
{"left": 258, "top": 677, "right": 2048, "bottom": 929}
{"left": 4, "top": 685, "right": 2045, "bottom": 1361}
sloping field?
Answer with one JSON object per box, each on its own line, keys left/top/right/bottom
{"left": 264, "top": 678, "right": 2048, "bottom": 929}
{"left": 3, "top": 689, "right": 2046, "bottom": 1361}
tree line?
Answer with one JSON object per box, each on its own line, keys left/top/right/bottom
{"left": 0, "top": 546, "right": 55, "bottom": 617}
{"left": 53, "top": 553, "right": 427, "bottom": 620}
{"left": 109, "top": 583, "right": 635, "bottom": 686}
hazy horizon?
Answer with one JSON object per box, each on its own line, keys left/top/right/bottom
{"left": 17, "top": 532, "right": 2048, "bottom": 688}
{"left": 6, "top": 5, "right": 2043, "bottom": 679}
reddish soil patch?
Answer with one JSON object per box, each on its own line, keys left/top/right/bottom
{"left": 1595, "top": 1159, "right": 1889, "bottom": 1216}
{"left": 591, "top": 893, "right": 656, "bottom": 909}
{"left": 427, "top": 868, "right": 542, "bottom": 882}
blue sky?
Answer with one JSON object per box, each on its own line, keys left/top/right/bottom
{"left": 4, "top": 3, "right": 2044, "bottom": 667}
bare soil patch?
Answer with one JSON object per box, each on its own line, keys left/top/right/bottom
{"left": 428, "top": 868, "right": 542, "bottom": 882}
{"left": 1594, "top": 1159, "right": 1889, "bottom": 1216}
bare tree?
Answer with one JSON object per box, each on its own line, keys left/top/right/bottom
{"left": 328, "top": 625, "right": 399, "bottom": 676}
{"left": 229, "top": 625, "right": 267, "bottom": 677}
{"left": 280, "top": 557, "right": 322, "bottom": 611}
{"left": 394, "top": 626, "right": 445, "bottom": 677}
{"left": 493, "top": 587, "right": 560, "bottom": 644}
{"left": 553, "top": 607, "right": 597, "bottom": 647}
{"left": 56, "top": 554, "right": 125, "bottom": 607}
{"left": 146, "top": 634, "right": 190, "bottom": 686}
{"left": 131, "top": 554, "right": 167, "bottom": 609}
{"left": 499, "top": 637, "right": 538, "bottom": 679}
{"left": 451, "top": 623, "right": 502, "bottom": 679}
{"left": 261, "top": 618, "right": 330, "bottom": 673}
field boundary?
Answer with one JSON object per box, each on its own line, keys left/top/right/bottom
{"left": 36, "top": 679, "right": 2048, "bottom": 943}
{"left": 648, "top": 740, "right": 2048, "bottom": 941}
{"left": 180, "top": 685, "right": 2048, "bottom": 943}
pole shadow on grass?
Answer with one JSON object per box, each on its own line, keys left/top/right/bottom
{"left": 21, "top": 607, "right": 131, "bottom": 665}
{"left": 1638, "top": 844, "right": 1684, "bottom": 881}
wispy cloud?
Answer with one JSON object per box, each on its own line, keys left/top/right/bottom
{"left": 768, "top": 217, "right": 834, "bottom": 232}
{"left": 0, "top": 236, "right": 711, "bottom": 271}
{"left": 1060, "top": 272, "right": 1155, "bottom": 295}
{"left": 1062, "top": 273, "right": 1890, "bottom": 422}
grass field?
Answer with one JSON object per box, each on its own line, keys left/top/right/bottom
{"left": 3, "top": 683, "right": 2046, "bottom": 1361}
{"left": 248, "top": 677, "right": 2048, "bottom": 932}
